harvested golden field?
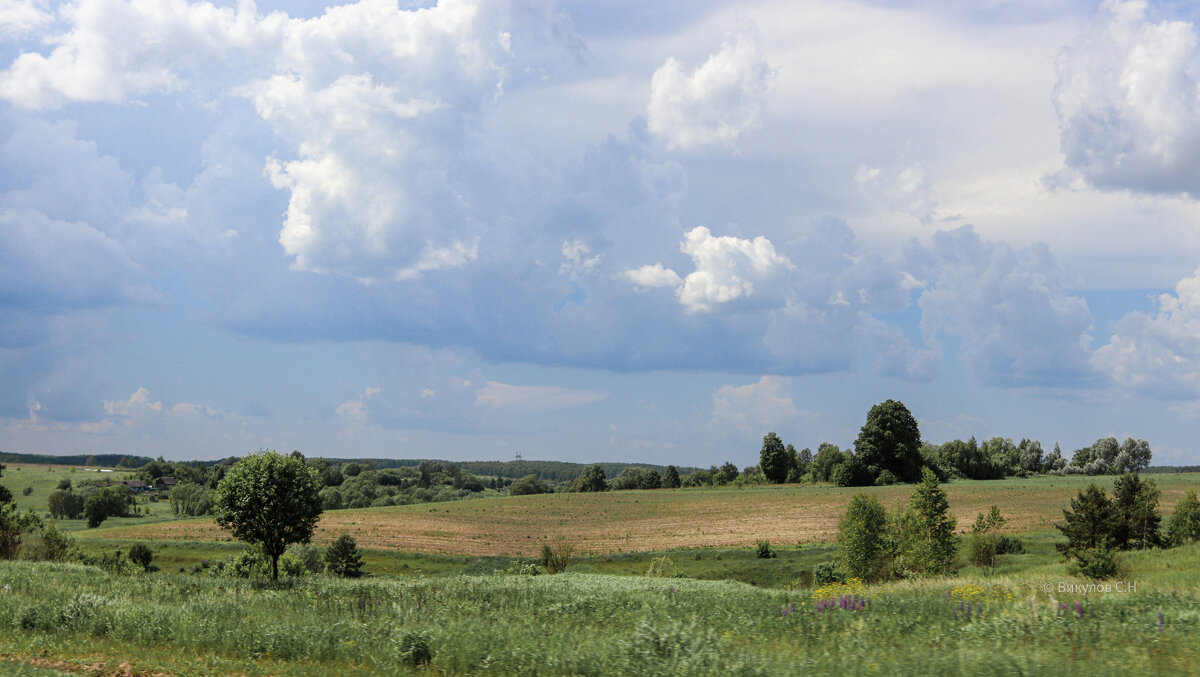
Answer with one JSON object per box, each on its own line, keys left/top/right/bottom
{"left": 89, "top": 474, "right": 1200, "bottom": 557}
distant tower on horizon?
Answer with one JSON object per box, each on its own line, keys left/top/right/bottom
{"left": 515, "top": 451, "right": 522, "bottom": 461}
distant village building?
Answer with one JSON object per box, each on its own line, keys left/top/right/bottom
{"left": 154, "top": 476, "right": 177, "bottom": 492}
{"left": 125, "top": 479, "right": 150, "bottom": 493}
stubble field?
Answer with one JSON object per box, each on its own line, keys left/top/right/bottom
{"left": 87, "top": 473, "right": 1200, "bottom": 556}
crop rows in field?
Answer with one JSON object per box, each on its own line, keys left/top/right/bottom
{"left": 88, "top": 474, "right": 1200, "bottom": 556}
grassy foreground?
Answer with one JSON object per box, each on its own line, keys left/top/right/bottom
{"left": 3, "top": 541, "right": 1200, "bottom": 676}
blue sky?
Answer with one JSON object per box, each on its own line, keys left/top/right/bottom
{"left": 2, "top": 0, "right": 1200, "bottom": 466}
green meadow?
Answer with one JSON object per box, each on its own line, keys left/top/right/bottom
{"left": 4, "top": 466, "right": 1200, "bottom": 674}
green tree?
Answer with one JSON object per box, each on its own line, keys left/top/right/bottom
{"left": 662, "top": 465, "right": 681, "bottom": 489}
{"left": 854, "top": 399, "right": 924, "bottom": 483}
{"left": 837, "top": 493, "right": 892, "bottom": 582}
{"left": 759, "top": 432, "right": 788, "bottom": 484}
{"left": 83, "top": 485, "right": 132, "bottom": 528}
{"left": 576, "top": 464, "right": 607, "bottom": 492}
{"left": 48, "top": 490, "right": 85, "bottom": 520}
{"left": 128, "top": 543, "right": 154, "bottom": 571}
{"left": 1166, "top": 489, "right": 1200, "bottom": 546}
{"left": 715, "top": 461, "right": 740, "bottom": 485}
{"left": 894, "top": 468, "right": 957, "bottom": 576}
{"left": 970, "top": 505, "right": 1007, "bottom": 575}
{"left": 0, "top": 502, "right": 40, "bottom": 559}
{"left": 214, "top": 450, "right": 323, "bottom": 581}
{"left": 812, "top": 443, "right": 844, "bottom": 482}
{"left": 1111, "top": 472, "right": 1161, "bottom": 550}
{"left": 1056, "top": 484, "right": 1116, "bottom": 561}
{"left": 0, "top": 463, "right": 11, "bottom": 505}
{"left": 324, "top": 533, "right": 365, "bottom": 578}
{"left": 169, "top": 482, "right": 215, "bottom": 517}
{"left": 509, "top": 474, "right": 550, "bottom": 496}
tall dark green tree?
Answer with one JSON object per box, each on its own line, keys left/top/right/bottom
{"left": 760, "top": 432, "right": 788, "bottom": 483}
{"left": 325, "top": 533, "right": 365, "bottom": 578}
{"left": 1111, "top": 472, "right": 1161, "bottom": 550}
{"left": 662, "top": 465, "right": 681, "bottom": 489}
{"left": 894, "top": 468, "right": 957, "bottom": 576}
{"left": 854, "top": 400, "right": 924, "bottom": 483}
{"left": 214, "top": 450, "right": 323, "bottom": 581}
{"left": 1056, "top": 483, "right": 1116, "bottom": 560}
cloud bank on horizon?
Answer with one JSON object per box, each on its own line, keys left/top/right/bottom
{"left": 1, "top": 0, "right": 1199, "bottom": 465}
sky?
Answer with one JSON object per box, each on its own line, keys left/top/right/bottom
{"left": 1, "top": 0, "right": 1200, "bottom": 467}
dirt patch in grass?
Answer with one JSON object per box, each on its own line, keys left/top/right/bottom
{"left": 88, "top": 475, "right": 1200, "bottom": 557}
{"left": 2, "top": 654, "right": 174, "bottom": 677}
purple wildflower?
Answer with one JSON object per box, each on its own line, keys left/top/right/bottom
{"left": 1075, "top": 601, "right": 1084, "bottom": 618}
{"left": 790, "top": 602, "right": 795, "bottom": 614}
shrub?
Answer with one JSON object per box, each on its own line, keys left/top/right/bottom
{"left": 875, "top": 470, "right": 898, "bottom": 486}
{"left": 646, "top": 556, "right": 678, "bottom": 578}
{"left": 1166, "top": 489, "right": 1200, "bottom": 546}
{"left": 57, "top": 479, "right": 72, "bottom": 491}
{"left": 969, "top": 505, "right": 1007, "bottom": 575}
{"left": 813, "top": 561, "right": 845, "bottom": 585}
{"left": 755, "top": 541, "right": 776, "bottom": 559}
{"left": 286, "top": 542, "right": 324, "bottom": 574}
{"left": 35, "top": 521, "right": 75, "bottom": 562}
{"left": 128, "top": 543, "right": 154, "bottom": 571}
{"left": 325, "top": 533, "right": 365, "bottom": 578}
{"left": 279, "top": 552, "right": 308, "bottom": 578}
{"left": 539, "top": 539, "right": 575, "bottom": 574}
{"left": 1072, "top": 546, "right": 1120, "bottom": 580}
{"left": 995, "top": 535, "right": 1024, "bottom": 555}
{"left": 509, "top": 474, "right": 551, "bottom": 496}
{"left": 21, "top": 487, "right": 32, "bottom": 496}
{"left": 0, "top": 503, "right": 40, "bottom": 559}
{"left": 395, "top": 632, "right": 432, "bottom": 668}
{"left": 500, "top": 560, "right": 542, "bottom": 576}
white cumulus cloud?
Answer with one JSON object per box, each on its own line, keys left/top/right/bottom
{"left": 622, "top": 262, "right": 682, "bottom": 290}
{"left": 1093, "top": 266, "right": 1200, "bottom": 398}
{"left": 676, "top": 226, "right": 793, "bottom": 313}
{"left": 647, "top": 30, "right": 775, "bottom": 151}
{"left": 711, "top": 375, "right": 798, "bottom": 435}
{"left": 1053, "top": 0, "right": 1200, "bottom": 195}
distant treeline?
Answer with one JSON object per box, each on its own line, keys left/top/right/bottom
{"left": 0, "top": 452, "right": 154, "bottom": 467}
{"left": 316, "top": 459, "right": 702, "bottom": 482}
{"left": 1143, "top": 466, "right": 1200, "bottom": 474}
{"left": 1, "top": 452, "right": 701, "bottom": 482}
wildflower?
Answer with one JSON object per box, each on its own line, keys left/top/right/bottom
{"left": 1158, "top": 608, "right": 1164, "bottom": 633}
{"left": 1074, "top": 601, "right": 1084, "bottom": 618}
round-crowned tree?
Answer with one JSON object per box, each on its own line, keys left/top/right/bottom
{"left": 214, "top": 450, "right": 323, "bottom": 581}
{"left": 854, "top": 399, "right": 924, "bottom": 484}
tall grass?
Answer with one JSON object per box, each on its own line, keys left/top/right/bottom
{"left": 2, "top": 551, "right": 1199, "bottom": 675}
